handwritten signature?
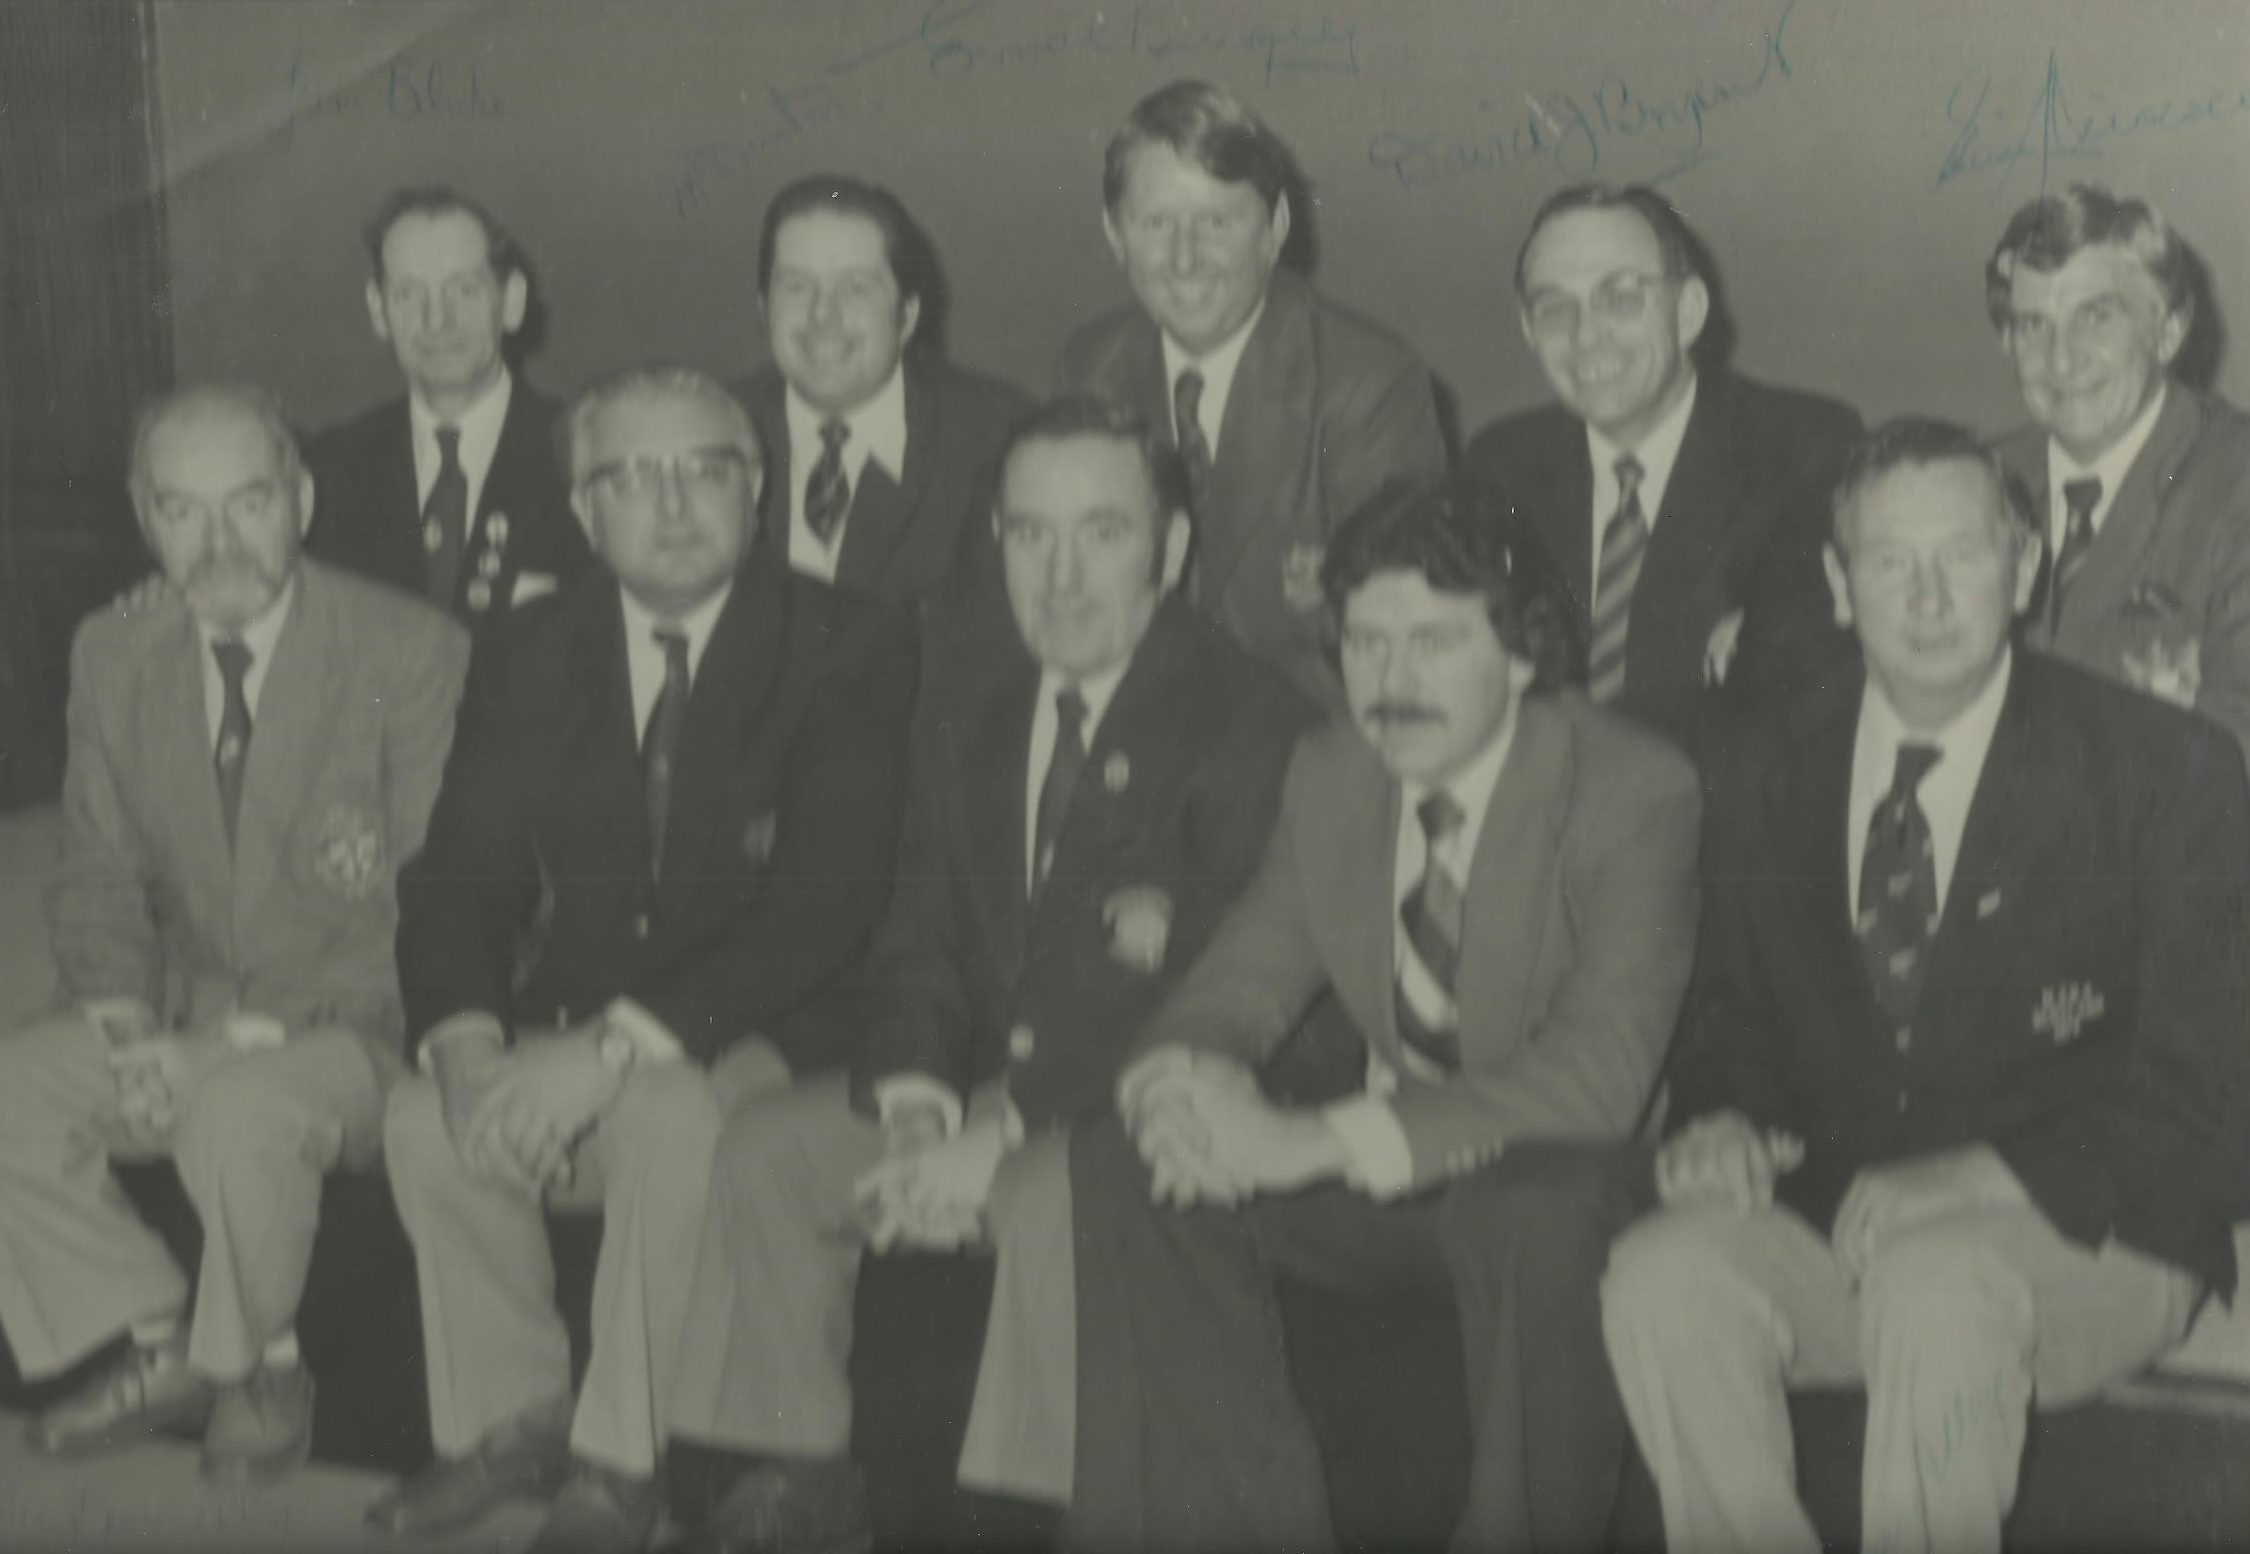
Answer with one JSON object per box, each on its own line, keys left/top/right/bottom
{"left": 1864, "top": 1367, "right": 2012, "bottom": 1554}
{"left": 270, "top": 51, "right": 502, "bottom": 150}
{"left": 1367, "top": 0, "right": 1799, "bottom": 194}
{"left": 1939, "top": 48, "right": 2250, "bottom": 197}
{"left": 674, "top": 78, "right": 883, "bottom": 220}
{"left": 827, "top": 0, "right": 1360, "bottom": 84}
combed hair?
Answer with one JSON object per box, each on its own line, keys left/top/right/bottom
{"left": 561, "top": 365, "right": 760, "bottom": 487}
{"left": 1320, "top": 478, "right": 1578, "bottom": 694}
{"left": 755, "top": 172, "right": 941, "bottom": 332}
{"left": 1101, "top": 79, "right": 1294, "bottom": 213}
{"left": 128, "top": 382, "right": 302, "bottom": 497}
{"left": 1828, "top": 416, "right": 2036, "bottom": 549}
{"left": 1513, "top": 183, "right": 1701, "bottom": 299}
{"left": 362, "top": 184, "right": 528, "bottom": 286}
{"left": 1985, "top": 184, "right": 2194, "bottom": 331}
{"left": 994, "top": 395, "right": 1195, "bottom": 540}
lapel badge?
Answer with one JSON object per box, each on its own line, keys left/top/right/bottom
{"left": 1281, "top": 543, "right": 1326, "bottom": 613}
{"left": 477, "top": 547, "right": 504, "bottom": 580}
{"left": 1103, "top": 886, "right": 1173, "bottom": 973}
{"left": 466, "top": 577, "right": 493, "bottom": 613}
{"left": 1103, "top": 752, "right": 1131, "bottom": 794}
{"left": 1977, "top": 888, "right": 2003, "bottom": 920}
{"left": 742, "top": 810, "right": 778, "bottom": 863}
{"left": 422, "top": 517, "right": 445, "bottom": 554}
{"left": 487, "top": 512, "right": 510, "bottom": 549}
{"left": 310, "top": 802, "right": 386, "bottom": 900}
{"left": 2031, "top": 981, "right": 2105, "bottom": 1046}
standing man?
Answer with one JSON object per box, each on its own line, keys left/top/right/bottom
{"left": 1602, "top": 419, "right": 2250, "bottom": 1554}
{"left": 1061, "top": 78, "right": 1447, "bottom": 704}
{"left": 370, "top": 367, "right": 917, "bottom": 1553}
{"left": 1989, "top": 184, "right": 2250, "bottom": 762}
{"left": 1467, "top": 184, "right": 1861, "bottom": 750}
{"left": 736, "top": 173, "right": 1028, "bottom": 634}
{"left": 1066, "top": 481, "right": 1702, "bottom": 1552}
{"left": 0, "top": 384, "right": 466, "bottom": 1480}
{"left": 666, "top": 397, "right": 1312, "bottom": 1551}
{"left": 307, "top": 185, "right": 590, "bottom": 620}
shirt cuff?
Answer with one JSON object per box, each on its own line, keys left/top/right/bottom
{"left": 873, "top": 1073, "right": 964, "bottom": 1137}
{"left": 416, "top": 1012, "right": 506, "bottom": 1076}
{"left": 1323, "top": 1095, "right": 1415, "bottom": 1200}
{"left": 603, "top": 998, "right": 687, "bottom": 1064}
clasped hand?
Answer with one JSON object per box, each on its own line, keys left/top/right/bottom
{"left": 101, "top": 1013, "right": 234, "bottom": 1153}
{"left": 853, "top": 1101, "right": 1006, "bottom": 1252}
{"left": 1119, "top": 1048, "right": 1342, "bottom": 1209}
{"left": 437, "top": 1022, "right": 626, "bottom": 1193}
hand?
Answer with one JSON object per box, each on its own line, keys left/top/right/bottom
{"left": 855, "top": 1113, "right": 1009, "bottom": 1252}
{"left": 106, "top": 1026, "right": 235, "bottom": 1148}
{"left": 1831, "top": 1145, "right": 2030, "bottom": 1283}
{"left": 2122, "top": 636, "right": 2201, "bottom": 709}
{"left": 1655, "top": 1110, "right": 1804, "bottom": 1213}
{"left": 1186, "top": 1071, "right": 1348, "bottom": 1199}
{"left": 462, "top": 1024, "right": 624, "bottom": 1192}
{"left": 1123, "top": 1051, "right": 1256, "bottom": 1209}
{"left": 1704, "top": 608, "right": 1747, "bottom": 688}
{"left": 110, "top": 573, "right": 173, "bottom": 616}
{"left": 882, "top": 1097, "right": 952, "bottom": 1158}
{"left": 431, "top": 1030, "right": 509, "bottom": 1155}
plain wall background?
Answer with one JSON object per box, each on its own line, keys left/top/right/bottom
{"left": 152, "top": 0, "right": 2250, "bottom": 438}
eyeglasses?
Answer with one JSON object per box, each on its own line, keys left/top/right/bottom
{"left": 582, "top": 449, "right": 749, "bottom": 501}
{"left": 1523, "top": 271, "right": 1673, "bottom": 338}
{"left": 767, "top": 271, "right": 897, "bottom": 313}
{"left": 148, "top": 482, "right": 284, "bottom": 530}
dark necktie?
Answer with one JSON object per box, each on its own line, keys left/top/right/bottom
{"left": 1173, "top": 368, "right": 1213, "bottom": 513}
{"left": 804, "top": 418, "right": 852, "bottom": 549}
{"left": 643, "top": 628, "right": 692, "bottom": 878}
{"left": 1395, "top": 791, "right": 1467, "bottom": 1074}
{"left": 1856, "top": 742, "right": 1942, "bottom": 1034}
{"left": 1589, "top": 454, "right": 1648, "bottom": 704}
{"left": 423, "top": 425, "right": 469, "bottom": 610}
{"left": 2047, "top": 476, "right": 2104, "bottom": 631}
{"left": 211, "top": 638, "right": 253, "bottom": 846}
{"left": 1031, "top": 686, "right": 1088, "bottom": 899}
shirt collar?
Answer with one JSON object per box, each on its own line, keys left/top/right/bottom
{"left": 2050, "top": 380, "right": 2166, "bottom": 503}
{"left": 195, "top": 572, "right": 298, "bottom": 664}
{"left": 1161, "top": 297, "right": 1266, "bottom": 408}
{"left": 1403, "top": 700, "right": 1519, "bottom": 853}
{"left": 410, "top": 366, "right": 513, "bottom": 475}
{"left": 1857, "top": 645, "right": 2013, "bottom": 776}
{"left": 783, "top": 363, "right": 909, "bottom": 481}
{"left": 1037, "top": 651, "right": 1134, "bottom": 743}
{"left": 618, "top": 578, "right": 734, "bottom": 675}
{"left": 1588, "top": 371, "right": 1699, "bottom": 520}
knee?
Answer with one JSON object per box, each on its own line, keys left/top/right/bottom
{"left": 611, "top": 1061, "right": 722, "bottom": 1165}
{"left": 173, "top": 1059, "right": 306, "bottom": 1177}
{"left": 707, "top": 1083, "right": 826, "bottom": 1202}
{"left": 381, "top": 1076, "right": 453, "bottom": 1182}
{"left": 987, "top": 1134, "right": 1070, "bottom": 1244}
{"left": 1600, "top": 1209, "right": 1752, "bottom": 1345}
{"left": 1860, "top": 1227, "right": 2031, "bottom": 1357}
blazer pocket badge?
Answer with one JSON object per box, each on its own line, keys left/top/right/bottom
{"left": 1281, "top": 544, "right": 1326, "bottom": 612}
{"left": 742, "top": 811, "right": 778, "bottom": 863}
{"left": 309, "top": 803, "right": 386, "bottom": 900}
{"left": 2031, "top": 981, "right": 2105, "bottom": 1045}
{"left": 1103, "top": 887, "right": 1174, "bottom": 974}
{"left": 512, "top": 569, "right": 560, "bottom": 608}
{"left": 1102, "top": 752, "right": 1131, "bottom": 794}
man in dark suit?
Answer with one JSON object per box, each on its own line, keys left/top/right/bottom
{"left": 1466, "top": 184, "right": 1860, "bottom": 751}
{"left": 664, "top": 397, "right": 1313, "bottom": 1551}
{"left": 1060, "top": 79, "right": 1447, "bottom": 705}
{"left": 1988, "top": 184, "right": 2250, "bottom": 763}
{"left": 370, "top": 367, "right": 917, "bottom": 1553}
{"left": 1602, "top": 419, "right": 2250, "bottom": 1554}
{"left": 734, "top": 173, "right": 1028, "bottom": 641}
{"left": 1064, "top": 481, "right": 1702, "bottom": 1552}
{"left": 305, "top": 185, "right": 591, "bottom": 621}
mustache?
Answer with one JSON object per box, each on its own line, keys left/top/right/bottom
{"left": 1364, "top": 700, "right": 1445, "bottom": 728}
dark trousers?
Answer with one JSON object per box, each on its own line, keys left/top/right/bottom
{"left": 1065, "top": 1115, "right": 1650, "bottom": 1554}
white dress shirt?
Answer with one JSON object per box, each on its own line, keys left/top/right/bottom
{"left": 1161, "top": 298, "right": 1265, "bottom": 461}
{"left": 2046, "top": 382, "right": 2166, "bottom": 556}
{"left": 1846, "top": 650, "right": 2013, "bottom": 916}
{"left": 409, "top": 368, "right": 513, "bottom": 520}
{"left": 1586, "top": 374, "right": 1699, "bottom": 609}
{"left": 783, "top": 367, "right": 908, "bottom": 582}
{"left": 195, "top": 578, "right": 297, "bottom": 746}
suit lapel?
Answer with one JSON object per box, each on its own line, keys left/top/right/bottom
{"left": 1312, "top": 735, "right": 1403, "bottom": 1059}
{"left": 1531, "top": 424, "right": 1596, "bottom": 654}
{"left": 1768, "top": 686, "right": 1875, "bottom": 1021}
{"left": 2056, "top": 387, "right": 2203, "bottom": 639}
{"left": 377, "top": 402, "right": 423, "bottom": 585}
{"left": 1916, "top": 665, "right": 2044, "bottom": 1022}
{"left": 968, "top": 653, "right": 1039, "bottom": 983}
{"left": 230, "top": 570, "right": 344, "bottom": 923}
{"left": 1631, "top": 376, "right": 1743, "bottom": 685}
{"left": 836, "top": 366, "right": 938, "bottom": 590}
{"left": 564, "top": 581, "right": 652, "bottom": 879}
{"left": 655, "top": 564, "right": 788, "bottom": 911}
{"left": 1453, "top": 702, "right": 1573, "bottom": 1050}
{"left": 1198, "top": 278, "right": 1316, "bottom": 608}
{"left": 1113, "top": 319, "right": 1172, "bottom": 437}
{"left": 146, "top": 612, "right": 236, "bottom": 943}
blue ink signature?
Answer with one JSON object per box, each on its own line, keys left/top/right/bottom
{"left": 1939, "top": 48, "right": 2250, "bottom": 198}
{"left": 1366, "top": 0, "right": 1798, "bottom": 194}
{"left": 827, "top": 0, "right": 1360, "bottom": 84}
{"left": 271, "top": 50, "right": 502, "bottom": 150}
{"left": 1864, "top": 1368, "right": 2011, "bottom": 1554}
{"left": 674, "top": 79, "right": 885, "bottom": 221}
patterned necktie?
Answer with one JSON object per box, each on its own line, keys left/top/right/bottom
{"left": 2047, "top": 476, "right": 2104, "bottom": 631}
{"left": 211, "top": 638, "right": 254, "bottom": 846}
{"left": 1856, "top": 742, "right": 1942, "bottom": 1034}
{"left": 643, "top": 628, "right": 692, "bottom": 878}
{"left": 1032, "top": 686, "right": 1088, "bottom": 899}
{"left": 1394, "top": 791, "right": 1467, "bottom": 1074}
{"left": 1588, "top": 454, "right": 1648, "bottom": 704}
{"left": 423, "top": 425, "right": 468, "bottom": 609}
{"left": 804, "top": 418, "right": 852, "bottom": 549}
{"left": 1173, "top": 369, "right": 1212, "bottom": 512}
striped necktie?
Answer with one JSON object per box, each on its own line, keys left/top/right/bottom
{"left": 2046, "top": 476, "right": 2103, "bottom": 631}
{"left": 1856, "top": 741, "right": 1942, "bottom": 1035}
{"left": 1032, "top": 686, "right": 1088, "bottom": 899}
{"left": 211, "top": 638, "right": 253, "bottom": 846}
{"left": 1394, "top": 791, "right": 1467, "bottom": 1074}
{"left": 1173, "top": 369, "right": 1212, "bottom": 509}
{"left": 1588, "top": 454, "right": 1648, "bottom": 704}
{"left": 805, "top": 418, "right": 852, "bottom": 549}
{"left": 643, "top": 628, "right": 692, "bottom": 878}
{"left": 423, "top": 425, "right": 468, "bottom": 610}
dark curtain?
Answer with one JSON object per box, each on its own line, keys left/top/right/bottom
{"left": 0, "top": 0, "right": 173, "bottom": 808}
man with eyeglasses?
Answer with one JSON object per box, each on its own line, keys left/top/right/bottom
{"left": 1988, "top": 185, "right": 2250, "bottom": 763}
{"left": 1467, "top": 183, "right": 1861, "bottom": 752}
{"left": 304, "top": 184, "right": 591, "bottom": 622}
{"left": 371, "top": 366, "right": 918, "bottom": 1552}
{"left": 1060, "top": 78, "right": 1446, "bottom": 706}
{"left": 0, "top": 384, "right": 467, "bottom": 1480}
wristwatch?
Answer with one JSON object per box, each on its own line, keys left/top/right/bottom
{"left": 596, "top": 1027, "right": 638, "bottom": 1075}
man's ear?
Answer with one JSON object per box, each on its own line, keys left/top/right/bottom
{"left": 1101, "top": 205, "right": 1127, "bottom": 269}
{"left": 1262, "top": 191, "right": 1292, "bottom": 266}
{"left": 500, "top": 270, "right": 529, "bottom": 335}
{"left": 364, "top": 280, "right": 390, "bottom": 343}
{"left": 569, "top": 484, "right": 596, "bottom": 541}
{"left": 897, "top": 293, "right": 923, "bottom": 351}
{"left": 2155, "top": 304, "right": 2190, "bottom": 371}
{"left": 296, "top": 469, "right": 317, "bottom": 537}
{"left": 1822, "top": 541, "right": 1855, "bottom": 630}
{"left": 2010, "top": 527, "right": 2044, "bottom": 616}
{"left": 1674, "top": 274, "right": 1711, "bottom": 356}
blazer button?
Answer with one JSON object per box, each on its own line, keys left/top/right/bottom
{"left": 1897, "top": 1089, "right": 1910, "bottom": 1113}
{"left": 1008, "top": 1024, "right": 1035, "bottom": 1061}
{"left": 1895, "top": 1026, "right": 1912, "bottom": 1053}
{"left": 633, "top": 912, "right": 651, "bottom": 941}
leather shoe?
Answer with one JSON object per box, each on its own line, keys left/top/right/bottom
{"left": 29, "top": 1330, "right": 214, "bottom": 1456}
{"left": 365, "top": 1401, "right": 573, "bottom": 1536}
{"left": 526, "top": 1456, "right": 663, "bottom": 1554}
{"left": 201, "top": 1360, "right": 315, "bottom": 1482}
{"left": 688, "top": 1457, "right": 871, "bottom": 1554}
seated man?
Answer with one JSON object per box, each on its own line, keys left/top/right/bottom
{"left": 0, "top": 384, "right": 467, "bottom": 1478}
{"left": 370, "top": 366, "right": 918, "bottom": 1553}
{"left": 1067, "top": 481, "right": 1701, "bottom": 1552}
{"left": 1602, "top": 419, "right": 2250, "bottom": 1554}
{"left": 664, "top": 397, "right": 1313, "bottom": 1551}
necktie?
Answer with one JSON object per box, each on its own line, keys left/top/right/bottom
{"left": 1031, "top": 686, "right": 1088, "bottom": 899}
{"left": 1588, "top": 455, "right": 1648, "bottom": 704}
{"left": 1856, "top": 742, "right": 1942, "bottom": 1034}
{"left": 211, "top": 638, "right": 254, "bottom": 846}
{"left": 1394, "top": 791, "right": 1467, "bottom": 1074}
{"left": 804, "top": 418, "right": 852, "bottom": 549}
{"left": 643, "top": 628, "right": 692, "bottom": 878}
{"left": 2046, "top": 476, "right": 2104, "bottom": 632}
{"left": 423, "top": 425, "right": 469, "bottom": 610}
{"left": 1173, "top": 369, "right": 1213, "bottom": 514}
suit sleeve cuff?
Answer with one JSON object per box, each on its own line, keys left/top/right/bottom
{"left": 1323, "top": 1096, "right": 1414, "bottom": 1200}
{"left": 416, "top": 1012, "right": 507, "bottom": 1076}
{"left": 604, "top": 998, "right": 687, "bottom": 1065}
{"left": 873, "top": 1073, "right": 964, "bottom": 1138}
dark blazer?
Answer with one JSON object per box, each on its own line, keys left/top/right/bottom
{"left": 1129, "top": 695, "right": 1701, "bottom": 1192}
{"left": 1465, "top": 367, "right": 1861, "bottom": 751}
{"left": 1059, "top": 269, "right": 1447, "bottom": 705}
{"left": 1671, "top": 653, "right": 2250, "bottom": 1294}
{"left": 2000, "top": 385, "right": 2250, "bottom": 766}
{"left": 396, "top": 559, "right": 918, "bottom": 1071}
{"left": 305, "top": 378, "right": 592, "bottom": 621}
{"left": 736, "top": 355, "right": 1030, "bottom": 626}
{"left": 850, "top": 596, "right": 1313, "bottom": 1131}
